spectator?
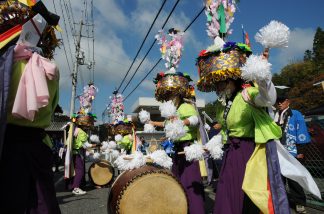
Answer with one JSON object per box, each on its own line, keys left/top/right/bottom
{"left": 275, "top": 95, "right": 311, "bottom": 214}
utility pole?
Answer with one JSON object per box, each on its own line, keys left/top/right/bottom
{"left": 69, "top": 20, "right": 83, "bottom": 117}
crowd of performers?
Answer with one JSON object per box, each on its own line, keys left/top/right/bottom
{"left": 0, "top": 0, "right": 322, "bottom": 214}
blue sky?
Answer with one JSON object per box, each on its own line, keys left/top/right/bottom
{"left": 47, "top": 0, "right": 324, "bottom": 123}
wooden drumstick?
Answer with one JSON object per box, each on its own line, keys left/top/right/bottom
{"left": 122, "top": 156, "right": 153, "bottom": 163}
{"left": 177, "top": 148, "right": 208, "bottom": 155}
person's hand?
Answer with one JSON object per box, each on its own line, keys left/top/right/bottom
{"left": 213, "top": 123, "right": 222, "bottom": 130}
{"left": 169, "top": 115, "right": 178, "bottom": 122}
{"left": 262, "top": 48, "right": 269, "bottom": 60}
{"left": 297, "top": 154, "right": 304, "bottom": 159}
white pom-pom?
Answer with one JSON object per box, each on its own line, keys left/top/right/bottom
{"left": 108, "top": 141, "right": 117, "bottom": 149}
{"left": 144, "top": 123, "right": 156, "bottom": 133}
{"left": 150, "top": 150, "right": 173, "bottom": 169}
{"left": 101, "top": 141, "right": 109, "bottom": 150}
{"left": 159, "top": 100, "right": 177, "bottom": 118}
{"left": 205, "top": 134, "right": 224, "bottom": 160}
{"left": 114, "top": 152, "right": 146, "bottom": 171}
{"left": 115, "top": 134, "right": 123, "bottom": 142}
{"left": 183, "top": 142, "right": 205, "bottom": 161}
{"left": 90, "top": 135, "right": 100, "bottom": 143}
{"left": 83, "top": 141, "right": 92, "bottom": 148}
{"left": 93, "top": 152, "right": 101, "bottom": 160}
{"left": 165, "top": 120, "right": 187, "bottom": 140}
{"left": 255, "top": 20, "right": 290, "bottom": 48}
{"left": 138, "top": 109, "right": 150, "bottom": 124}
{"left": 241, "top": 54, "right": 272, "bottom": 82}
{"left": 111, "top": 150, "right": 120, "bottom": 159}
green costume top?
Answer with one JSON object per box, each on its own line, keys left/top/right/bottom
{"left": 217, "top": 87, "right": 281, "bottom": 143}
{"left": 6, "top": 60, "right": 59, "bottom": 148}
{"left": 73, "top": 128, "right": 89, "bottom": 151}
{"left": 6, "top": 60, "right": 59, "bottom": 128}
{"left": 118, "top": 135, "right": 132, "bottom": 152}
{"left": 176, "top": 102, "right": 198, "bottom": 142}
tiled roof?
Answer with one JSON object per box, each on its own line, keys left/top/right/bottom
{"left": 45, "top": 121, "right": 68, "bottom": 131}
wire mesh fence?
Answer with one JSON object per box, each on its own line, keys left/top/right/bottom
{"left": 302, "top": 142, "right": 324, "bottom": 210}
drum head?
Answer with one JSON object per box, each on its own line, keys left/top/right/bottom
{"left": 89, "top": 160, "right": 114, "bottom": 186}
{"left": 118, "top": 172, "right": 187, "bottom": 213}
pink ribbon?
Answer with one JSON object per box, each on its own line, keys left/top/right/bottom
{"left": 12, "top": 44, "right": 57, "bottom": 121}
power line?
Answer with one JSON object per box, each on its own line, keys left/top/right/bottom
{"left": 63, "top": 0, "right": 76, "bottom": 45}
{"left": 52, "top": 0, "right": 72, "bottom": 74}
{"left": 116, "top": 0, "right": 167, "bottom": 92}
{"left": 124, "top": 7, "right": 205, "bottom": 101}
{"left": 121, "top": 0, "right": 180, "bottom": 94}
{"left": 124, "top": 58, "right": 162, "bottom": 101}
{"left": 58, "top": 0, "right": 75, "bottom": 65}
{"left": 91, "top": 0, "right": 95, "bottom": 82}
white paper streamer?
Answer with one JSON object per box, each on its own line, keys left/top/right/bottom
{"left": 206, "top": 36, "right": 225, "bottom": 53}
{"left": 183, "top": 142, "right": 205, "bottom": 161}
{"left": 255, "top": 20, "right": 290, "bottom": 48}
{"left": 275, "top": 140, "right": 321, "bottom": 199}
{"left": 150, "top": 150, "right": 173, "bottom": 169}
{"left": 241, "top": 55, "right": 272, "bottom": 82}
{"left": 205, "top": 134, "right": 224, "bottom": 160}
{"left": 159, "top": 100, "right": 177, "bottom": 118}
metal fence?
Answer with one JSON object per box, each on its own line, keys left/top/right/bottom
{"left": 302, "top": 142, "right": 324, "bottom": 210}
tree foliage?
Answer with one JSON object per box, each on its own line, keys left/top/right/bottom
{"left": 272, "top": 27, "right": 324, "bottom": 113}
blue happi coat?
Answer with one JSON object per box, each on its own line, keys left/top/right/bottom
{"left": 285, "top": 110, "right": 311, "bottom": 156}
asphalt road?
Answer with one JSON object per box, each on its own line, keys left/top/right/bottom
{"left": 54, "top": 161, "right": 324, "bottom": 214}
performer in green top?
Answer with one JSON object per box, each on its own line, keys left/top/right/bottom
{"left": 0, "top": 1, "right": 61, "bottom": 212}
{"left": 150, "top": 72, "right": 205, "bottom": 214}
{"left": 197, "top": 41, "right": 290, "bottom": 213}
{"left": 65, "top": 120, "right": 96, "bottom": 195}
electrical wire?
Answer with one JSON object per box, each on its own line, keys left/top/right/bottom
{"left": 52, "top": 0, "right": 72, "bottom": 74}
{"left": 121, "top": 0, "right": 181, "bottom": 94}
{"left": 123, "top": 7, "right": 205, "bottom": 101}
{"left": 116, "top": 0, "right": 167, "bottom": 92}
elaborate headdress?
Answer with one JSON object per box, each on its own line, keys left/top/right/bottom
{"left": 154, "top": 28, "right": 193, "bottom": 101}
{"left": 196, "top": 0, "right": 289, "bottom": 92}
{"left": 1, "top": 1, "right": 61, "bottom": 58}
{"left": 74, "top": 82, "right": 98, "bottom": 127}
{"left": 106, "top": 91, "right": 134, "bottom": 135}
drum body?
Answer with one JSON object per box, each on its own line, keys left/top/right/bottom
{"left": 108, "top": 165, "right": 188, "bottom": 214}
{"left": 88, "top": 160, "right": 114, "bottom": 186}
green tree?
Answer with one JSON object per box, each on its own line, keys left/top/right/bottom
{"left": 313, "top": 27, "right": 324, "bottom": 71}
{"left": 304, "top": 50, "right": 312, "bottom": 61}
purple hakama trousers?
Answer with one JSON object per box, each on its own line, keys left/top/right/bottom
{"left": 66, "top": 148, "right": 86, "bottom": 190}
{"left": 0, "top": 125, "right": 61, "bottom": 214}
{"left": 213, "top": 138, "right": 257, "bottom": 214}
{"left": 213, "top": 138, "right": 290, "bottom": 214}
{"left": 172, "top": 141, "right": 205, "bottom": 214}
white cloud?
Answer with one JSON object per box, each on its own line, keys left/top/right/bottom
{"left": 140, "top": 79, "right": 156, "bottom": 91}
{"left": 275, "top": 28, "right": 315, "bottom": 68}
{"left": 93, "top": 0, "right": 128, "bottom": 29}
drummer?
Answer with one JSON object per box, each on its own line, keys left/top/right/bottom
{"left": 150, "top": 73, "right": 205, "bottom": 214}
{"left": 65, "top": 115, "right": 97, "bottom": 195}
